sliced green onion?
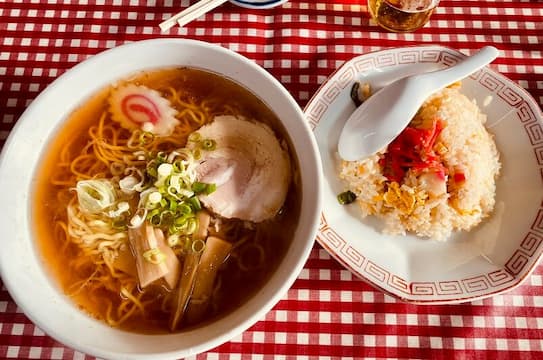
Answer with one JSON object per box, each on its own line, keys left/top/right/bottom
{"left": 156, "top": 151, "right": 167, "bottom": 162}
{"left": 188, "top": 132, "right": 201, "bottom": 142}
{"left": 337, "top": 190, "right": 357, "bottom": 205}
{"left": 142, "top": 248, "right": 165, "bottom": 265}
{"left": 161, "top": 210, "right": 175, "bottom": 226}
{"left": 75, "top": 179, "right": 117, "bottom": 214}
{"left": 111, "top": 215, "right": 128, "bottom": 230}
{"left": 107, "top": 201, "right": 130, "bottom": 218}
{"left": 157, "top": 163, "right": 173, "bottom": 177}
{"left": 203, "top": 183, "right": 216, "bottom": 195}
{"left": 177, "top": 203, "right": 192, "bottom": 216}
{"left": 191, "top": 182, "right": 206, "bottom": 193}
{"left": 173, "top": 214, "right": 188, "bottom": 225}
{"left": 188, "top": 196, "right": 201, "bottom": 211}
{"left": 191, "top": 239, "right": 205, "bottom": 253}
{"left": 172, "top": 159, "right": 186, "bottom": 173}
{"left": 129, "top": 145, "right": 214, "bottom": 238}
{"left": 140, "top": 131, "right": 154, "bottom": 146}
{"left": 119, "top": 175, "right": 144, "bottom": 194}
{"left": 169, "top": 200, "right": 178, "bottom": 212}
{"left": 159, "top": 198, "right": 168, "bottom": 208}
{"left": 201, "top": 139, "right": 216, "bottom": 151}
{"left": 146, "top": 161, "right": 158, "bottom": 178}
{"left": 148, "top": 191, "right": 162, "bottom": 204}
{"left": 192, "top": 182, "right": 216, "bottom": 195}
{"left": 185, "top": 217, "right": 197, "bottom": 234}
{"left": 129, "top": 208, "right": 147, "bottom": 228}
{"left": 167, "top": 234, "right": 180, "bottom": 247}
{"left": 148, "top": 208, "right": 162, "bottom": 226}
{"left": 168, "top": 174, "right": 182, "bottom": 193}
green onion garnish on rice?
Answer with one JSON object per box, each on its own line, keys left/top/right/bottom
{"left": 337, "top": 190, "right": 357, "bottom": 205}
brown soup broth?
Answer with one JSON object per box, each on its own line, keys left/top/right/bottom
{"left": 32, "top": 67, "right": 301, "bottom": 333}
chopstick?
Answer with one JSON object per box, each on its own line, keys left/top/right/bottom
{"left": 159, "top": 0, "right": 228, "bottom": 32}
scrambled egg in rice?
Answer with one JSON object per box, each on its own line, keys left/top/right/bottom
{"left": 339, "top": 86, "right": 501, "bottom": 241}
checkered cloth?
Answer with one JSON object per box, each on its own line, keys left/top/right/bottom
{"left": 1, "top": 0, "right": 542, "bottom": 358}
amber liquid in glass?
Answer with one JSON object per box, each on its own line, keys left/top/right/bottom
{"left": 368, "top": 0, "right": 438, "bottom": 32}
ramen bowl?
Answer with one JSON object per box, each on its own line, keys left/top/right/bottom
{"left": 0, "top": 39, "right": 322, "bottom": 359}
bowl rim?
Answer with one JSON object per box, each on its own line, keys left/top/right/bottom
{"left": 0, "top": 38, "right": 323, "bottom": 359}
{"left": 229, "top": 0, "right": 288, "bottom": 9}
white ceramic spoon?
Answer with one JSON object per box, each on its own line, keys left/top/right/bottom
{"left": 337, "top": 46, "right": 500, "bottom": 161}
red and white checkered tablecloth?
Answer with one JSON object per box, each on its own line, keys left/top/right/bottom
{"left": 1, "top": 0, "right": 542, "bottom": 359}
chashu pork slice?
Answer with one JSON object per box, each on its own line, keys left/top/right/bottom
{"left": 191, "top": 115, "right": 291, "bottom": 222}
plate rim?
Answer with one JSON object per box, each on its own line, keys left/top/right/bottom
{"left": 304, "top": 44, "right": 543, "bottom": 304}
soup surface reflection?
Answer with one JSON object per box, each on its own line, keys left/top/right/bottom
{"left": 33, "top": 68, "right": 300, "bottom": 333}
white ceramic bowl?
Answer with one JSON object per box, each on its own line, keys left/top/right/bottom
{"left": 230, "top": 0, "right": 288, "bottom": 9}
{"left": 0, "top": 39, "right": 322, "bottom": 359}
{"left": 305, "top": 45, "right": 543, "bottom": 304}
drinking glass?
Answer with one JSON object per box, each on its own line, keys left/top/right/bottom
{"left": 368, "top": 0, "right": 440, "bottom": 32}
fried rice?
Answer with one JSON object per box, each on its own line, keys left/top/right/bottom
{"left": 339, "top": 86, "right": 501, "bottom": 241}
